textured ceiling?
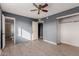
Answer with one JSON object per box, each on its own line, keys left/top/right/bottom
{"left": 1, "top": 3, "right": 79, "bottom": 19}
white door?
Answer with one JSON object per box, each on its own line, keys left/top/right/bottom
{"left": 32, "top": 21, "right": 38, "bottom": 40}
{"left": 2, "top": 15, "right": 5, "bottom": 49}
{"left": 60, "top": 15, "right": 79, "bottom": 46}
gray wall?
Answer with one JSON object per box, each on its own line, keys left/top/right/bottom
{"left": 43, "top": 6, "right": 79, "bottom": 44}
{"left": 43, "top": 16, "right": 57, "bottom": 43}
{"left": 3, "top": 12, "right": 33, "bottom": 43}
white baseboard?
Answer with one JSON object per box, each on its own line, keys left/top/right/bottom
{"left": 61, "top": 40, "right": 79, "bottom": 47}
{"left": 43, "top": 40, "right": 57, "bottom": 45}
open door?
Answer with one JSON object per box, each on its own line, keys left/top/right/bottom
{"left": 2, "top": 15, "right": 5, "bottom": 49}
{"left": 32, "top": 21, "right": 38, "bottom": 40}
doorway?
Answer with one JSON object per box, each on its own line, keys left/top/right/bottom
{"left": 5, "top": 18, "right": 14, "bottom": 47}
{"left": 2, "top": 15, "right": 15, "bottom": 49}
{"left": 38, "top": 23, "right": 43, "bottom": 40}
{"left": 32, "top": 21, "right": 43, "bottom": 40}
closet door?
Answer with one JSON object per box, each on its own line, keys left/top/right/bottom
{"left": 61, "top": 15, "right": 79, "bottom": 46}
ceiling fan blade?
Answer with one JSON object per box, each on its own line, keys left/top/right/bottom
{"left": 42, "top": 3, "right": 48, "bottom": 8}
{"left": 42, "top": 10, "right": 48, "bottom": 12}
{"left": 30, "top": 9, "right": 37, "bottom": 11}
{"left": 33, "top": 3, "right": 38, "bottom": 8}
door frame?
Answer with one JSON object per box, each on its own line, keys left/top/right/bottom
{"left": 5, "top": 16, "right": 16, "bottom": 45}
{"left": 2, "top": 14, "right": 5, "bottom": 49}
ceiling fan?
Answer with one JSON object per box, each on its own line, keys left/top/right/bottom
{"left": 30, "top": 3, "right": 48, "bottom": 14}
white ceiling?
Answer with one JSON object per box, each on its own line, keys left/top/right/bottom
{"left": 1, "top": 3, "right": 79, "bottom": 19}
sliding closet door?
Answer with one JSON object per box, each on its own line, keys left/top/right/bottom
{"left": 60, "top": 15, "right": 79, "bottom": 46}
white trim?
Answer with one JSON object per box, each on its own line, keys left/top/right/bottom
{"left": 2, "top": 14, "right": 5, "bottom": 49}
{"left": 14, "top": 17, "right": 16, "bottom": 44}
{"left": 61, "top": 41, "right": 79, "bottom": 47}
{"left": 5, "top": 16, "right": 15, "bottom": 20}
{"left": 5, "top": 16, "right": 16, "bottom": 45}
{"left": 56, "top": 12, "right": 79, "bottom": 19}
{"left": 43, "top": 39, "right": 57, "bottom": 45}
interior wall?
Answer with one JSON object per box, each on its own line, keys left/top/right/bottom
{"left": 42, "top": 6, "right": 79, "bottom": 44}
{"left": 5, "top": 24, "right": 11, "bottom": 34}
{"left": 43, "top": 17, "right": 57, "bottom": 43}
{"left": 3, "top": 12, "right": 33, "bottom": 44}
